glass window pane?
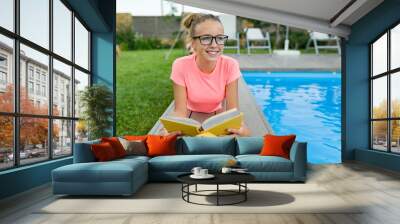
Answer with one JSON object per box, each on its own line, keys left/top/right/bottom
{"left": 20, "top": 117, "right": 49, "bottom": 165}
{"left": 20, "top": 0, "right": 49, "bottom": 49}
{"left": 372, "top": 33, "right": 387, "bottom": 76}
{"left": 53, "top": 119, "right": 72, "bottom": 158}
{"left": 391, "top": 24, "right": 400, "bottom": 70}
{"left": 391, "top": 72, "right": 400, "bottom": 118}
{"left": 372, "top": 77, "right": 387, "bottom": 119}
{"left": 53, "top": 0, "right": 72, "bottom": 60}
{"left": 0, "top": 35, "right": 14, "bottom": 112}
{"left": 53, "top": 59, "right": 72, "bottom": 117}
{"left": 20, "top": 44, "right": 49, "bottom": 115}
{"left": 0, "top": 0, "right": 14, "bottom": 31}
{"left": 391, "top": 120, "right": 400, "bottom": 153}
{"left": 75, "top": 18, "right": 89, "bottom": 70}
{"left": 74, "top": 69, "right": 89, "bottom": 118}
{"left": 372, "top": 121, "right": 388, "bottom": 151}
{"left": 75, "top": 120, "right": 88, "bottom": 143}
{"left": 0, "top": 116, "right": 14, "bottom": 170}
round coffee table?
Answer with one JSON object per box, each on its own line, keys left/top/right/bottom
{"left": 177, "top": 172, "right": 255, "bottom": 206}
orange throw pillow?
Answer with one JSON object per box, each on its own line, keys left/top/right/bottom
{"left": 124, "top": 135, "right": 148, "bottom": 141}
{"left": 260, "top": 134, "right": 296, "bottom": 159}
{"left": 101, "top": 137, "right": 127, "bottom": 158}
{"left": 91, "top": 142, "right": 117, "bottom": 161}
{"left": 146, "top": 134, "right": 178, "bottom": 157}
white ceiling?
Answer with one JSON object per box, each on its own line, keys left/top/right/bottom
{"left": 225, "top": 0, "right": 352, "bottom": 22}
{"left": 171, "top": 0, "right": 384, "bottom": 38}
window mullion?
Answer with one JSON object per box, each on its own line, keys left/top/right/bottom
{"left": 388, "top": 29, "right": 391, "bottom": 153}
{"left": 71, "top": 10, "right": 76, "bottom": 154}
{"left": 48, "top": 0, "right": 54, "bottom": 160}
{"left": 13, "top": 0, "right": 20, "bottom": 167}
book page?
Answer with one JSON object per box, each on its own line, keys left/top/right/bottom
{"left": 163, "top": 116, "right": 201, "bottom": 126}
{"left": 203, "top": 114, "right": 243, "bottom": 136}
{"left": 202, "top": 108, "right": 241, "bottom": 130}
{"left": 159, "top": 116, "right": 202, "bottom": 136}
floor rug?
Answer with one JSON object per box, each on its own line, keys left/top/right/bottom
{"left": 38, "top": 183, "right": 362, "bottom": 214}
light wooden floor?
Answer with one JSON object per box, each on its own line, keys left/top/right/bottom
{"left": 1, "top": 162, "right": 400, "bottom": 224}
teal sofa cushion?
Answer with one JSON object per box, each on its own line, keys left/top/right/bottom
{"left": 149, "top": 154, "right": 235, "bottom": 172}
{"left": 116, "top": 155, "right": 150, "bottom": 163}
{"left": 236, "top": 137, "right": 264, "bottom": 155}
{"left": 73, "top": 140, "right": 100, "bottom": 163}
{"left": 178, "top": 136, "right": 236, "bottom": 155}
{"left": 236, "top": 155, "right": 293, "bottom": 172}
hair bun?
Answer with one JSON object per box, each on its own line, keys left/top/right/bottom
{"left": 181, "top": 13, "right": 199, "bottom": 30}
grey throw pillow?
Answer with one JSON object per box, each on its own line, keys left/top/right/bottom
{"left": 119, "top": 137, "right": 147, "bottom": 156}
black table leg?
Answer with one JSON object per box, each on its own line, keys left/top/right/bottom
{"left": 187, "top": 184, "right": 190, "bottom": 202}
{"left": 195, "top": 184, "right": 197, "bottom": 192}
{"left": 245, "top": 183, "right": 247, "bottom": 201}
{"left": 181, "top": 183, "right": 183, "bottom": 199}
{"left": 216, "top": 184, "right": 219, "bottom": 206}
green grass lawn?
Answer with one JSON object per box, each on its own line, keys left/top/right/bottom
{"left": 116, "top": 49, "right": 185, "bottom": 135}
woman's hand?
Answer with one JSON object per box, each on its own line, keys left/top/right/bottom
{"left": 227, "top": 122, "right": 251, "bottom": 137}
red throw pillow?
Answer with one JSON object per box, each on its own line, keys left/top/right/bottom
{"left": 101, "top": 137, "right": 126, "bottom": 158}
{"left": 146, "top": 134, "right": 178, "bottom": 157}
{"left": 260, "top": 134, "right": 296, "bottom": 159}
{"left": 91, "top": 142, "right": 117, "bottom": 161}
{"left": 124, "top": 135, "right": 148, "bottom": 141}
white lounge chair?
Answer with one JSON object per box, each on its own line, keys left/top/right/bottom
{"left": 246, "top": 28, "right": 272, "bottom": 54}
{"left": 307, "top": 31, "right": 341, "bottom": 55}
{"left": 219, "top": 14, "right": 240, "bottom": 54}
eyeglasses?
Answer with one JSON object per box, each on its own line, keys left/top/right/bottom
{"left": 192, "top": 35, "right": 228, "bottom": 45}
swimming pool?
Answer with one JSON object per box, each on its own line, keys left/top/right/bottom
{"left": 242, "top": 71, "right": 341, "bottom": 164}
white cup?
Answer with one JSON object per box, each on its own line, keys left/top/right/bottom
{"left": 200, "top": 169, "right": 208, "bottom": 176}
{"left": 221, "top": 167, "right": 232, "bottom": 174}
{"left": 191, "top": 167, "right": 202, "bottom": 176}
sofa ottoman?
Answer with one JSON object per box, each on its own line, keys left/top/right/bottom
{"left": 52, "top": 139, "right": 149, "bottom": 196}
{"left": 52, "top": 156, "right": 148, "bottom": 196}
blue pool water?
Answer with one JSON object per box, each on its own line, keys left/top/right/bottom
{"left": 242, "top": 71, "right": 341, "bottom": 164}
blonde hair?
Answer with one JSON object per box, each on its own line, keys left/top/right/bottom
{"left": 181, "top": 13, "right": 222, "bottom": 46}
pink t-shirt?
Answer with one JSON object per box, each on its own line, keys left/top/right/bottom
{"left": 170, "top": 54, "right": 241, "bottom": 113}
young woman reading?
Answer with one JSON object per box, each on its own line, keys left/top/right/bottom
{"left": 165, "top": 13, "right": 251, "bottom": 137}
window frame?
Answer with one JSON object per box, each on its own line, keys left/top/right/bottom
{"left": 0, "top": 0, "right": 92, "bottom": 171}
{"left": 370, "top": 20, "right": 400, "bottom": 154}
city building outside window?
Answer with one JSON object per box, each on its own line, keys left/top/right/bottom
{"left": 0, "top": 71, "right": 7, "bottom": 85}
{"left": 35, "top": 70, "right": 40, "bottom": 81}
{"left": 28, "top": 81, "right": 34, "bottom": 94}
{"left": 42, "top": 85, "right": 46, "bottom": 97}
{"left": 0, "top": 54, "right": 7, "bottom": 67}
{"left": 0, "top": 54, "right": 7, "bottom": 87}
{"left": 28, "top": 67, "right": 34, "bottom": 80}
{"left": 41, "top": 73, "right": 46, "bottom": 83}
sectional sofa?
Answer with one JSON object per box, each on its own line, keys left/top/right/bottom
{"left": 52, "top": 136, "right": 307, "bottom": 196}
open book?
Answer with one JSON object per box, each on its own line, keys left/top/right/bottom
{"left": 159, "top": 108, "right": 244, "bottom": 136}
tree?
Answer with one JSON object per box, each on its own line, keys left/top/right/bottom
{"left": 0, "top": 85, "right": 14, "bottom": 149}
{"left": 372, "top": 100, "right": 388, "bottom": 139}
{"left": 0, "top": 84, "right": 59, "bottom": 150}
{"left": 116, "top": 13, "right": 135, "bottom": 50}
